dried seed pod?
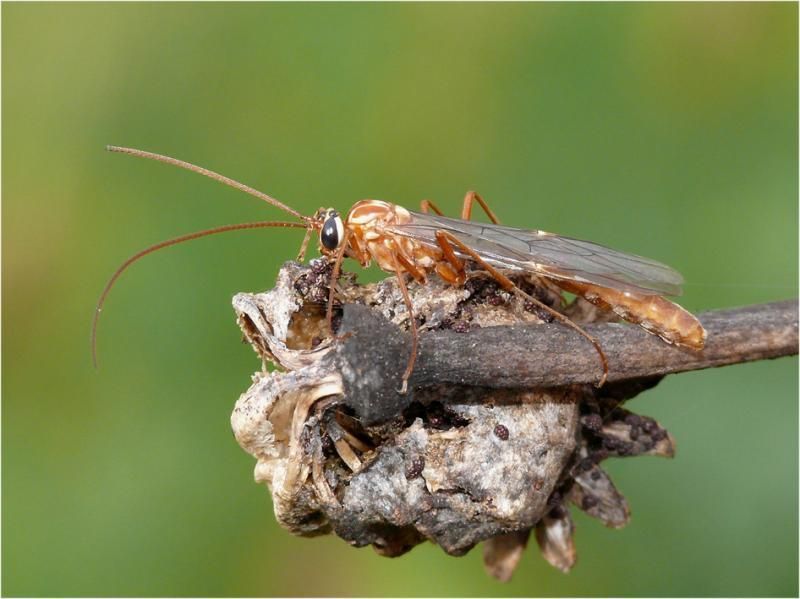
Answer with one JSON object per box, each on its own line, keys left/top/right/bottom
{"left": 230, "top": 261, "right": 678, "bottom": 581}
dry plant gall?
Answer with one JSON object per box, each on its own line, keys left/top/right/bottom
{"left": 231, "top": 261, "right": 676, "bottom": 581}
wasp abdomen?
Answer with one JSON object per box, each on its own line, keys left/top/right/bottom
{"left": 560, "top": 281, "right": 706, "bottom": 350}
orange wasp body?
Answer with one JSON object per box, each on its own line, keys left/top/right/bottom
{"left": 93, "top": 147, "right": 706, "bottom": 390}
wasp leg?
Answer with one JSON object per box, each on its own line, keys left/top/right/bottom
{"left": 461, "top": 191, "right": 501, "bottom": 224}
{"left": 463, "top": 193, "right": 602, "bottom": 309}
{"left": 421, "top": 193, "right": 501, "bottom": 224}
{"left": 420, "top": 199, "right": 445, "bottom": 215}
{"left": 422, "top": 194, "right": 498, "bottom": 285}
{"left": 387, "top": 243, "right": 420, "bottom": 394}
{"left": 434, "top": 229, "right": 468, "bottom": 286}
{"left": 325, "top": 229, "right": 352, "bottom": 338}
{"left": 434, "top": 230, "right": 609, "bottom": 388}
{"left": 393, "top": 247, "right": 428, "bottom": 284}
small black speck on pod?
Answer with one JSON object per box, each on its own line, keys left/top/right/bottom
{"left": 405, "top": 456, "right": 425, "bottom": 480}
{"left": 641, "top": 418, "right": 657, "bottom": 434}
{"left": 616, "top": 441, "right": 634, "bottom": 456}
{"left": 581, "top": 495, "right": 599, "bottom": 510}
{"left": 451, "top": 320, "right": 471, "bottom": 333}
{"left": 624, "top": 413, "right": 642, "bottom": 427}
{"left": 494, "top": 424, "right": 509, "bottom": 440}
{"left": 651, "top": 428, "right": 667, "bottom": 442}
{"left": 310, "top": 258, "right": 330, "bottom": 274}
{"left": 546, "top": 490, "right": 563, "bottom": 508}
{"left": 603, "top": 437, "right": 619, "bottom": 451}
{"left": 321, "top": 434, "right": 335, "bottom": 455}
{"left": 581, "top": 413, "right": 603, "bottom": 432}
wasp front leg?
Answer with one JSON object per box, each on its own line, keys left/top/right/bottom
{"left": 325, "top": 229, "right": 352, "bottom": 338}
{"left": 387, "top": 245, "right": 421, "bottom": 394}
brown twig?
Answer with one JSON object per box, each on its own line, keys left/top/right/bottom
{"left": 337, "top": 300, "right": 798, "bottom": 401}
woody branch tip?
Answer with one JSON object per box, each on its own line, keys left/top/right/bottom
{"left": 337, "top": 299, "right": 798, "bottom": 394}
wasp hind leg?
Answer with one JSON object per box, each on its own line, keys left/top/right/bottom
{"left": 433, "top": 229, "right": 609, "bottom": 388}
{"left": 420, "top": 191, "right": 501, "bottom": 225}
{"left": 461, "top": 191, "right": 501, "bottom": 223}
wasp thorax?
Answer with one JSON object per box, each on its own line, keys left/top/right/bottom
{"left": 320, "top": 209, "right": 344, "bottom": 251}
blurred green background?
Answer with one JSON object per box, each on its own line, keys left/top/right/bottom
{"left": 3, "top": 3, "right": 797, "bottom": 596}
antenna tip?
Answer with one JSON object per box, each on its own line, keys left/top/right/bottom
{"left": 106, "top": 145, "right": 118, "bottom": 152}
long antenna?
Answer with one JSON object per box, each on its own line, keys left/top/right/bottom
{"left": 91, "top": 220, "right": 307, "bottom": 368}
{"left": 106, "top": 145, "right": 308, "bottom": 222}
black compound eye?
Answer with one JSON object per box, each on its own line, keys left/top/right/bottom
{"left": 320, "top": 214, "right": 343, "bottom": 251}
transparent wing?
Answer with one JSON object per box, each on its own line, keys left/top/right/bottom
{"left": 387, "top": 211, "right": 684, "bottom": 296}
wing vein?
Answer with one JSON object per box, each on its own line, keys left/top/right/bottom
{"left": 385, "top": 211, "right": 684, "bottom": 296}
